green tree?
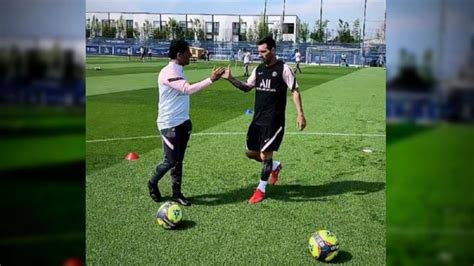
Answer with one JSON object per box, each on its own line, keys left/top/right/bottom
{"left": 142, "top": 20, "right": 153, "bottom": 39}
{"left": 86, "top": 18, "right": 91, "bottom": 38}
{"left": 335, "top": 19, "right": 353, "bottom": 43}
{"left": 101, "top": 21, "right": 116, "bottom": 38}
{"left": 271, "top": 22, "right": 280, "bottom": 42}
{"left": 116, "top": 16, "right": 125, "bottom": 38}
{"left": 310, "top": 19, "right": 328, "bottom": 43}
{"left": 257, "top": 15, "right": 268, "bottom": 39}
{"left": 167, "top": 18, "right": 181, "bottom": 40}
{"left": 133, "top": 22, "right": 140, "bottom": 39}
{"left": 421, "top": 49, "right": 435, "bottom": 84}
{"left": 152, "top": 27, "right": 167, "bottom": 39}
{"left": 351, "top": 18, "right": 361, "bottom": 43}
{"left": 126, "top": 28, "right": 134, "bottom": 38}
{"left": 191, "top": 18, "right": 205, "bottom": 41}
{"left": 298, "top": 21, "right": 309, "bottom": 43}
{"left": 90, "top": 16, "right": 101, "bottom": 38}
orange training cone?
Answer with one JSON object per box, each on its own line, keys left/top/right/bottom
{"left": 125, "top": 152, "right": 139, "bottom": 161}
{"left": 63, "top": 257, "right": 82, "bottom": 266}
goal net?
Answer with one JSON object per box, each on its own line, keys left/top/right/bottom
{"left": 305, "top": 46, "right": 363, "bottom": 66}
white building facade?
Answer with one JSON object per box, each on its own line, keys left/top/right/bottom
{"left": 86, "top": 12, "right": 300, "bottom": 43}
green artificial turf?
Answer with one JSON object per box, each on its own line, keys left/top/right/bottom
{"left": 86, "top": 56, "right": 385, "bottom": 264}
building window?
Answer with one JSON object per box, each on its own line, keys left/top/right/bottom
{"left": 232, "top": 22, "right": 239, "bottom": 35}
{"left": 282, "top": 23, "right": 294, "bottom": 34}
{"left": 153, "top": 21, "right": 160, "bottom": 29}
{"left": 206, "top": 22, "right": 219, "bottom": 34}
{"left": 240, "top": 22, "right": 247, "bottom": 35}
{"left": 205, "top": 22, "right": 219, "bottom": 40}
{"left": 126, "top": 20, "right": 133, "bottom": 30}
{"left": 179, "top": 21, "right": 186, "bottom": 30}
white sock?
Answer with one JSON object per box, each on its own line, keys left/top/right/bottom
{"left": 272, "top": 160, "right": 280, "bottom": 171}
{"left": 257, "top": 180, "right": 268, "bottom": 192}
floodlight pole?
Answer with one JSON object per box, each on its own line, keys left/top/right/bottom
{"left": 361, "top": 0, "right": 367, "bottom": 66}
{"left": 438, "top": 0, "right": 445, "bottom": 81}
{"left": 319, "top": 0, "right": 323, "bottom": 39}
{"left": 263, "top": 0, "right": 268, "bottom": 36}
{"left": 281, "top": 0, "right": 286, "bottom": 42}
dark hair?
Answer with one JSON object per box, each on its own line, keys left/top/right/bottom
{"left": 168, "top": 39, "right": 189, "bottom": 59}
{"left": 257, "top": 36, "right": 276, "bottom": 50}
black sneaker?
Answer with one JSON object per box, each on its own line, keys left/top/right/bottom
{"left": 148, "top": 181, "right": 161, "bottom": 202}
{"left": 172, "top": 193, "right": 191, "bottom": 206}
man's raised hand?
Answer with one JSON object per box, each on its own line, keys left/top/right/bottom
{"left": 210, "top": 66, "right": 226, "bottom": 82}
{"left": 222, "top": 65, "right": 233, "bottom": 80}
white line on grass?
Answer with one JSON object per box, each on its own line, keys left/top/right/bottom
{"left": 86, "top": 131, "right": 385, "bottom": 143}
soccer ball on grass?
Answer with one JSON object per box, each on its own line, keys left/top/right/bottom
{"left": 156, "top": 201, "right": 183, "bottom": 229}
{"left": 308, "top": 229, "right": 340, "bottom": 261}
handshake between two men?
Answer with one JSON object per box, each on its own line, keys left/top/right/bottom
{"left": 209, "top": 65, "right": 234, "bottom": 82}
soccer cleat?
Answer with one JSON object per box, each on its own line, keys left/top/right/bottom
{"left": 148, "top": 181, "right": 162, "bottom": 202}
{"left": 172, "top": 193, "right": 192, "bottom": 206}
{"left": 249, "top": 188, "right": 265, "bottom": 204}
{"left": 269, "top": 162, "right": 282, "bottom": 185}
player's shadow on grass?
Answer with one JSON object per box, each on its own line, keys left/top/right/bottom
{"left": 192, "top": 180, "right": 385, "bottom": 205}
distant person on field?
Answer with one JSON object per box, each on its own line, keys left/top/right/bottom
{"left": 221, "top": 36, "right": 307, "bottom": 204}
{"left": 148, "top": 40, "right": 225, "bottom": 206}
{"left": 148, "top": 47, "right": 152, "bottom": 60}
{"left": 243, "top": 49, "right": 252, "bottom": 77}
{"left": 127, "top": 47, "right": 132, "bottom": 61}
{"left": 230, "top": 50, "right": 236, "bottom": 63}
{"left": 340, "top": 53, "right": 347, "bottom": 66}
{"left": 140, "top": 46, "right": 145, "bottom": 62}
{"left": 237, "top": 49, "right": 243, "bottom": 65}
{"left": 377, "top": 54, "right": 385, "bottom": 67}
{"left": 294, "top": 49, "right": 302, "bottom": 73}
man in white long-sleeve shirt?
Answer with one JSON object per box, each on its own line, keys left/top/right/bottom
{"left": 148, "top": 40, "right": 225, "bottom": 206}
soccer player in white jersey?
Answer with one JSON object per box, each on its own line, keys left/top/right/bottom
{"left": 148, "top": 40, "right": 225, "bottom": 206}
{"left": 243, "top": 49, "right": 252, "bottom": 77}
{"left": 222, "top": 36, "right": 307, "bottom": 204}
{"left": 127, "top": 47, "right": 132, "bottom": 61}
{"left": 294, "top": 49, "right": 302, "bottom": 73}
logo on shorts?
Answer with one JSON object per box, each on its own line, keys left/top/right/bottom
{"left": 264, "top": 138, "right": 270, "bottom": 143}
{"left": 272, "top": 71, "right": 278, "bottom": 77}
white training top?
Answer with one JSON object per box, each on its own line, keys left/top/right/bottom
{"left": 243, "top": 52, "right": 251, "bottom": 64}
{"left": 295, "top": 52, "right": 301, "bottom": 62}
{"left": 157, "top": 61, "right": 213, "bottom": 130}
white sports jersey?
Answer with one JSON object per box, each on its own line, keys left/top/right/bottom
{"left": 244, "top": 52, "right": 251, "bottom": 64}
{"left": 157, "top": 62, "right": 213, "bottom": 130}
{"left": 295, "top": 52, "right": 301, "bottom": 62}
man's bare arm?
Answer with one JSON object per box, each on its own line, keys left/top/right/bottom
{"left": 228, "top": 77, "right": 253, "bottom": 92}
{"left": 292, "top": 88, "right": 306, "bottom": 130}
{"left": 222, "top": 66, "right": 254, "bottom": 92}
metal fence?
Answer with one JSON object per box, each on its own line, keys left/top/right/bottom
{"left": 86, "top": 37, "right": 385, "bottom": 64}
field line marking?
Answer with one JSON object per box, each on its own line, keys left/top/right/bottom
{"left": 86, "top": 131, "right": 385, "bottom": 143}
